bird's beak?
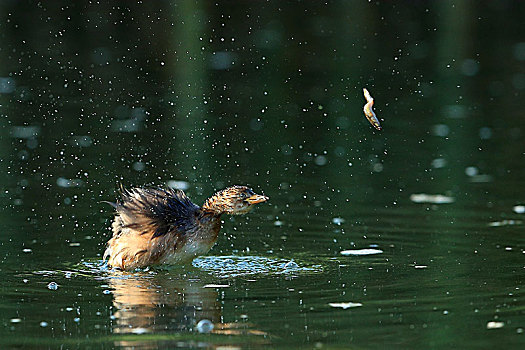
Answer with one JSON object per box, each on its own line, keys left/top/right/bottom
{"left": 245, "top": 194, "right": 269, "bottom": 204}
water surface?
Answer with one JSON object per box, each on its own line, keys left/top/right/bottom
{"left": 1, "top": 1, "right": 525, "bottom": 349}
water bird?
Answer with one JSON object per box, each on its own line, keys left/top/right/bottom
{"left": 362, "top": 88, "right": 382, "bottom": 130}
{"left": 104, "top": 185, "right": 268, "bottom": 270}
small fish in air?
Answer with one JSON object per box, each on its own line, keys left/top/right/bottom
{"left": 362, "top": 88, "right": 382, "bottom": 131}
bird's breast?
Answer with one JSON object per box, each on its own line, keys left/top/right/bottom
{"left": 160, "top": 215, "right": 221, "bottom": 265}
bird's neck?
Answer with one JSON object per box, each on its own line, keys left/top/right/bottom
{"left": 195, "top": 207, "right": 222, "bottom": 234}
{"left": 201, "top": 194, "right": 224, "bottom": 215}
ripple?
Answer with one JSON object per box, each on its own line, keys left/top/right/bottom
{"left": 192, "top": 255, "right": 323, "bottom": 278}
{"left": 54, "top": 256, "right": 323, "bottom": 279}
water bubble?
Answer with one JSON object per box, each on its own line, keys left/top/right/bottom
{"left": 283, "top": 260, "right": 299, "bottom": 269}
{"left": 513, "top": 205, "right": 525, "bottom": 214}
{"left": 431, "top": 158, "right": 447, "bottom": 168}
{"left": 431, "top": 124, "right": 449, "bottom": 137}
{"left": 40, "top": 321, "right": 48, "bottom": 327}
{"left": 332, "top": 217, "right": 345, "bottom": 225}
{"left": 0, "top": 77, "right": 16, "bottom": 93}
{"left": 167, "top": 180, "right": 190, "bottom": 191}
{"left": 314, "top": 155, "right": 327, "bottom": 166}
{"left": 487, "top": 321, "right": 505, "bottom": 329}
{"left": 465, "top": 166, "right": 478, "bottom": 177}
{"left": 47, "top": 282, "right": 59, "bottom": 290}
{"left": 132, "top": 161, "right": 145, "bottom": 171}
{"left": 196, "top": 319, "right": 214, "bottom": 333}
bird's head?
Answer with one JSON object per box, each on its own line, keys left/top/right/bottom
{"left": 203, "top": 185, "right": 268, "bottom": 215}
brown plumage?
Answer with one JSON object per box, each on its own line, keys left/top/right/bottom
{"left": 104, "top": 185, "right": 268, "bottom": 270}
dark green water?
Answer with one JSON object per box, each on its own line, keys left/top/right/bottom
{"left": 1, "top": 1, "right": 525, "bottom": 349}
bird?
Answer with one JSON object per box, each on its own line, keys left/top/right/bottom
{"left": 103, "top": 185, "right": 269, "bottom": 270}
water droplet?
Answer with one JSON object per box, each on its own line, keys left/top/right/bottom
{"left": 513, "top": 205, "right": 525, "bottom": 214}
{"left": 465, "top": 166, "right": 478, "bottom": 177}
{"left": 431, "top": 158, "right": 447, "bottom": 168}
{"left": 332, "top": 217, "right": 345, "bottom": 225}
{"left": 47, "top": 282, "right": 59, "bottom": 290}
{"left": 487, "top": 321, "right": 505, "bottom": 329}
{"left": 283, "top": 260, "right": 299, "bottom": 269}
{"left": 196, "top": 319, "right": 214, "bottom": 333}
{"left": 314, "top": 155, "right": 327, "bottom": 166}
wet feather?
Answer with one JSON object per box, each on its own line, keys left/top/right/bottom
{"left": 104, "top": 185, "right": 268, "bottom": 270}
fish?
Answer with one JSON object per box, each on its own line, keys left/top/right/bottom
{"left": 362, "top": 88, "right": 382, "bottom": 131}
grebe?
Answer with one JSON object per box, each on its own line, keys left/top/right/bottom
{"left": 104, "top": 185, "right": 268, "bottom": 270}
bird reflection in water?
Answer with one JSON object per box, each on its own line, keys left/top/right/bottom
{"left": 106, "top": 270, "right": 269, "bottom": 348}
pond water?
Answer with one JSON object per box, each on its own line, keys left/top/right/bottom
{"left": 1, "top": 1, "right": 525, "bottom": 349}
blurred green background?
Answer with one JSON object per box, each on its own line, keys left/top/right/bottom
{"left": 1, "top": 1, "right": 524, "bottom": 349}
